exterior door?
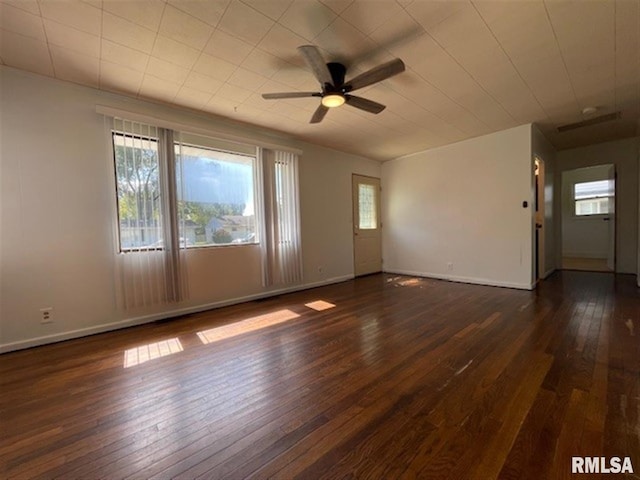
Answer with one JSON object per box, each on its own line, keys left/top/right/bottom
{"left": 352, "top": 175, "right": 382, "bottom": 276}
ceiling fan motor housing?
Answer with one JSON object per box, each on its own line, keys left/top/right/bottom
{"left": 326, "top": 62, "right": 347, "bottom": 92}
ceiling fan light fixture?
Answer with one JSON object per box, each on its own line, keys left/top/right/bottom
{"left": 321, "top": 94, "right": 345, "bottom": 108}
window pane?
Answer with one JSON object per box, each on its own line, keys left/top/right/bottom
{"left": 575, "top": 198, "right": 610, "bottom": 216}
{"left": 176, "top": 143, "right": 256, "bottom": 247}
{"left": 358, "top": 183, "right": 377, "bottom": 229}
{"left": 113, "top": 132, "right": 162, "bottom": 251}
{"left": 574, "top": 180, "right": 613, "bottom": 199}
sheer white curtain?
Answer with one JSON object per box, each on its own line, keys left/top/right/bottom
{"left": 111, "top": 118, "right": 187, "bottom": 310}
{"left": 260, "top": 149, "right": 303, "bottom": 286}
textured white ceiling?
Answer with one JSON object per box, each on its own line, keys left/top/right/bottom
{"left": 1, "top": 0, "right": 639, "bottom": 161}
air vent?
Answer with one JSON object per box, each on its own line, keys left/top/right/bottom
{"left": 557, "top": 112, "right": 621, "bottom": 133}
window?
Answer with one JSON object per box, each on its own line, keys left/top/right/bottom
{"left": 175, "top": 142, "right": 257, "bottom": 247}
{"left": 574, "top": 180, "right": 614, "bottom": 216}
{"left": 112, "top": 130, "right": 163, "bottom": 251}
{"left": 358, "top": 183, "right": 377, "bottom": 229}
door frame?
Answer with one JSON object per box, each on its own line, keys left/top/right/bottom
{"left": 352, "top": 174, "right": 382, "bottom": 277}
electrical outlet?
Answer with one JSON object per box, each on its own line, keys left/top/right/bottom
{"left": 447, "top": 262, "right": 454, "bottom": 272}
{"left": 40, "top": 307, "right": 53, "bottom": 324}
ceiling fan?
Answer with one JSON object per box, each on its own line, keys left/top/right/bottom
{"left": 261, "top": 45, "right": 406, "bottom": 124}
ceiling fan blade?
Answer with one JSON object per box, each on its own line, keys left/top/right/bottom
{"left": 310, "top": 104, "right": 329, "bottom": 123}
{"left": 298, "top": 45, "right": 334, "bottom": 87}
{"left": 345, "top": 58, "right": 405, "bottom": 91}
{"left": 262, "top": 92, "right": 319, "bottom": 99}
{"left": 345, "top": 95, "right": 386, "bottom": 114}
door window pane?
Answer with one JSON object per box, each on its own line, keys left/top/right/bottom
{"left": 358, "top": 183, "right": 377, "bottom": 229}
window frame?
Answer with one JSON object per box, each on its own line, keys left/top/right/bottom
{"left": 174, "top": 140, "right": 259, "bottom": 250}
{"left": 572, "top": 180, "right": 613, "bottom": 218}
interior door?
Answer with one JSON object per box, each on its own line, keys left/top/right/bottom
{"left": 606, "top": 165, "right": 616, "bottom": 271}
{"left": 353, "top": 175, "right": 382, "bottom": 276}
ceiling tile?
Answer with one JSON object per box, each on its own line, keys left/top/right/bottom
{"left": 39, "top": 0, "right": 101, "bottom": 35}
{"left": 279, "top": 0, "right": 336, "bottom": 41}
{"left": 174, "top": 86, "right": 212, "bottom": 109}
{"left": 0, "top": 0, "right": 40, "bottom": 15}
{"left": 546, "top": 0, "right": 616, "bottom": 109}
{"left": 227, "top": 67, "right": 269, "bottom": 91}
{"left": 0, "top": 29, "right": 54, "bottom": 76}
{"left": 241, "top": 48, "right": 285, "bottom": 77}
{"left": 99, "top": 60, "right": 144, "bottom": 94}
{"left": 240, "top": 0, "right": 291, "bottom": 20}
{"left": 367, "top": 8, "right": 423, "bottom": 54}
{"left": 151, "top": 35, "right": 200, "bottom": 70}
{"left": 271, "top": 66, "right": 317, "bottom": 89}
{"left": 405, "top": 0, "right": 467, "bottom": 31}
{"left": 614, "top": 0, "right": 640, "bottom": 114}
{"left": 218, "top": 1, "right": 274, "bottom": 46}
{"left": 145, "top": 56, "right": 190, "bottom": 84}
{"left": 192, "top": 53, "right": 237, "bottom": 82}
{"left": 101, "top": 39, "right": 149, "bottom": 72}
{"left": 139, "top": 74, "right": 181, "bottom": 101}
{"left": 341, "top": 0, "right": 403, "bottom": 36}
{"left": 102, "top": 0, "right": 164, "bottom": 32}
{"left": 216, "top": 82, "right": 253, "bottom": 103}
{"left": 167, "top": 0, "right": 230, "bottom": 27}
{"left": 183, "top": 70, "right": 224, "bottom": 94}
{"left": 313, "top": 17, "right": 378, "bottom": 65}
{"left": 203, "top": 30, "right": 254, "bottom": 65}
{"left": 318, "top": 0, "right": 353, "bottom": 15}
{"left": 159, "top": 4, "right": 213, "bottom": 50}
{"left": 50, "top": 45, "right": 99, "bottom": 87}
{"left": 257, "top": 24, "right": 308, "bottom": 65}
{"left": 102, "top": 11, "right": 157, "bottom": 54}
{"left": 0, "top": 3, "right": 46, "bottom": 41}
{"left": 44, "top": 19, "right": 100, "bottom": 58}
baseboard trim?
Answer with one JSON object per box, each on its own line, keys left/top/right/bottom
{"left": 0, "top": 274, "right": 354, "bottom": 354}
{"left": 384, "top": 269, "right": 534, "bottom": 291}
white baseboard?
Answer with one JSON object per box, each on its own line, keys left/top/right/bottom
{"left": 0, "top": 274, "right": 354, "bottom": 354}
{"left": 384, "top": 268, "right": 534, "bottom": 291}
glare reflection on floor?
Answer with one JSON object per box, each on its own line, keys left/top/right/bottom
{"left": 123, "top": 338, "right": 183, "bottom": 368}
{"left": 197, "top": 308, "right": 300, "bottom": 344}
{"left": 304, "top": 300, "right": 336, "bottom": 311}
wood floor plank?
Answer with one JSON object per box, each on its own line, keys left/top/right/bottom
{"left": 0, "top": 271, "right": 637, "bottom": 479}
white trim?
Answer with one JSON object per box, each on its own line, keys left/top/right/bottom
{"left": 384, "top": 269, "right": 534, "bottom": 290}
{"left": 562, "top": 251, "right": 608, "bottom": 259}
{"left": 0, "top": 274, "right": 354, "bottom": 353}
{"left": 543, "top": 267, "right": 556, "bottom": 279}
{"left": 96, "top": 105, "right": 303, "bottom": 156}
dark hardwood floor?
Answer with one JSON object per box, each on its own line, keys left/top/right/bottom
{"left": 1, "top": 272, "right": 638, "bottom": 479}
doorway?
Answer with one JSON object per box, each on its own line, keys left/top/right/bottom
{"left": 352, "top": 174, "right": 382, "bottom": 276}
{"left": 561, "top": 165, "right": 616, "bottom": 272}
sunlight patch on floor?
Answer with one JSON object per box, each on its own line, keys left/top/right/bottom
{"left": 304, "top": 300, "right": 336, "bottom": 311}
{"left": 123, "top": 338, "right": 183, "bottom": 368}
{"left": 197, "top": 309, "right": 300, "bottom": 344}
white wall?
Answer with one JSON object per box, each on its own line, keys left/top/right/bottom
{"left": 381, "top": 124, "right": 534, "bottom": 290}
{"left": 532, "top": 125, "right": 557, "bottom": 277}
{"left": 0, "top": 67, "right": 380, "bottom": 351}
{"left": 555, "top": 137, "right": 639, "bottom": 274}
{"left": 561, "top": 165, "right": 612, "bottom": 259}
